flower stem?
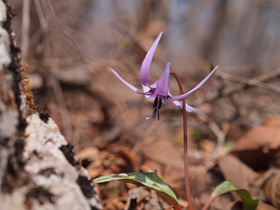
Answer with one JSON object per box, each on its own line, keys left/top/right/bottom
{"left": 170, "top": 71, "right": 193, "bottom": 210}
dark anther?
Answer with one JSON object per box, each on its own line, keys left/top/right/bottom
{"left": 153, "top": 97, "right": 158, "bottom": 108}
{"left": 158, "top": 98, "right": 162, "bottom": 109}
{"left": 152, "top": 97, "right": 162, "bottom": 120}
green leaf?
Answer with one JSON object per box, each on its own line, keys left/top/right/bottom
{"left": 211, "top": 181, "right": 258, "bottom": 210}
{"left": 93, "top": 172, "right": 181, "bottom": 210}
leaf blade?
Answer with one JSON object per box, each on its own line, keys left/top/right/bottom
{"left": 93, "top": 172, "right": 180, "bottom": 209}
{"left": 210, "top": 181, "right": 258, "bottom": 210}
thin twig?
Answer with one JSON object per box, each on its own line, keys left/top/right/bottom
{"left": 194, "top": 68, "right": 280, "bottom": 107}
{"left": 217, "top": 71, "right": 280, "bottom": 94}
{"left": 207, "top": 122, "right": 226, "bottom": 168}
{"left": 21, "top": 0, "right": 31, "bottom": 60}
{"left": 48, "top": 75, "right": 74, "bottom": 143}
{"left": 34, "top": 0, "right": 48, "bottom": 31}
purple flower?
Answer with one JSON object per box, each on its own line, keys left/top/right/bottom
{"left": 108, "top": 32, "right": 218, "bottom": 120}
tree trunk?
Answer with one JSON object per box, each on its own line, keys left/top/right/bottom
{"left": 0, "top": 1, "right": 101, "bottom": 209}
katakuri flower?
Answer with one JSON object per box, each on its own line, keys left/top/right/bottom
{"left": 108, "top": 32, "right": 218, "bottom": 120}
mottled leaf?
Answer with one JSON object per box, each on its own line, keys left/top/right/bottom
{"left": 93, "top": 172, "right": 181, "bottom": 210}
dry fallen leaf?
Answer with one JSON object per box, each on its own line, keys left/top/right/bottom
{"left": 233, "top": 117, "right": 280, "bottom": 171}
{"left": 234, "top": 125, "right": 280, "bottom": 151}
{"left": 76, "top": 146, "right": 100, "bottom": 161}
{"left": 263, "top": 171, "right": 280, "bottom": 209}
{"left": 256, "top": 201, "right": 278, "bottom": 210}
{"left": 124, "top": 187, "right": 164, "bottom": 210}
{"left": 218, "top": 154, "right": 260, "bottom": 197}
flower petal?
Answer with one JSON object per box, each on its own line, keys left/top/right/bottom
{"left": 108, "top": 67, "right": 146, "bottom": 94}
{"left": 172, "top": 101, "right": 198, "bottom": 113}
{"left": 154, "top": 63, "right": 170, "bottom": 97}
{"left": 163, "top": 96, "right": 173, "bottom": 104}
{"left": 140, "top": 32, "right": 163, "bottom": 87}
{"left": 171, "top": 65, "right": 218, "bottom": 100}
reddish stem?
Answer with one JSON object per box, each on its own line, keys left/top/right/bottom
{"left": 170, "top": 71, "right": 193, "bottom": 210}
{"left": 202, "top": 194, "right": 219, "bottom": 210}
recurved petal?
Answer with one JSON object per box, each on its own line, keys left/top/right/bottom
{"left": 171, "top": 65, "right": 218, "bottom": 100}
{"left": 172, "top": 100, "right": 198, "bottom": 113}
{"left": 108, "top": 67, "right": 145, "bottom": 94}
{"left": 140, "top": 32, "right": 163, "bottom": 87}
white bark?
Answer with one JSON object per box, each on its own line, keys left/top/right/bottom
{"left": 0, "top": 1, "right": 101, "bottom": 209}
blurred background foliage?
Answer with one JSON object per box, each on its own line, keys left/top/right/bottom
{"left": 7, "top": 1, "right": 280, "bottom": 208}
{"left": 9, "top": 0, "right": 280, "bottom": 148}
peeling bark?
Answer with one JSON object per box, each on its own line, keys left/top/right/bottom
{"left": 0, "top": 1, "right": 101, "bottom": 209}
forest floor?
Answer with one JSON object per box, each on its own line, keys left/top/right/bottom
{"left": 30, "top": 64, "right": 280, "bottom": 210}
{"left": 9, "top": 1, "right": 280, "bottom": 209}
